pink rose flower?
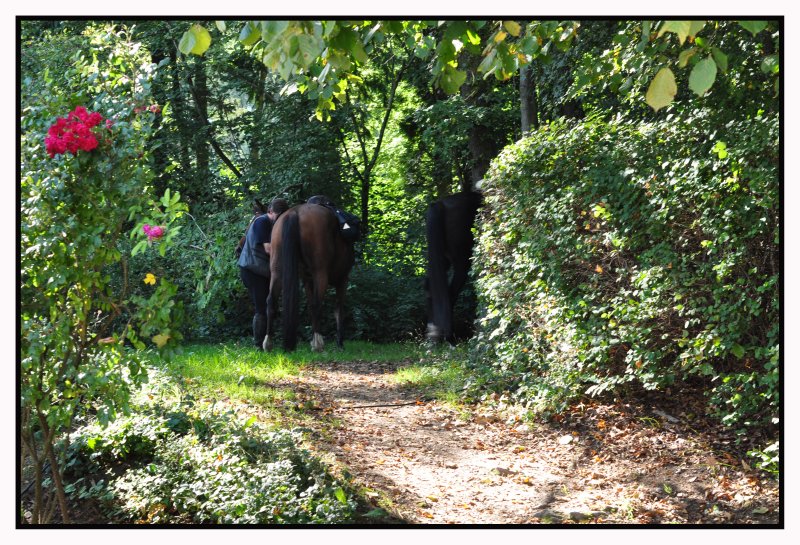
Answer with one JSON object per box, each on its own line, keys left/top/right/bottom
{"left": 142, "top": 224, "right": 166, "bottom": 241}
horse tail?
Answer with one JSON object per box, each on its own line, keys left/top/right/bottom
{"left": 281, "top": 210, "right": 301, "bottom": 351}
{"left": 426, "top": 200, "right": 451, "bottom": 340}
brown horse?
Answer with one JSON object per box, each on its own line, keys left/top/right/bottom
{"left": 264, "top": 202, "right": 355, "bottom": 352}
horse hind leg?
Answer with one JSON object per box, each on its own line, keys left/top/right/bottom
{"left": 442, "top": 260, "right": 470, "bottom": 342}
{"left": 305, "top": 282, "right": 325, "bottom": 352}
{"left": 333, "top": 282, "right": 348, "bottom": 349}
{"left": 309, "top": 271, "right": 328, "bottom": 352}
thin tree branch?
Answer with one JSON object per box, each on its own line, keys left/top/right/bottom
{"left": 335, "top": 125, "right": 366, "bottom": 184}
{"left": 366, "top": 58, "right": 410, "bottom": 175}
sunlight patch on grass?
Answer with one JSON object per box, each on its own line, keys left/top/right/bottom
{"left": 390, "top": 360, "right": 464, "bottom": 404}
{"left": 162, "top": 344, "right": 304, "bottom": 406}
{"left": 160, "top": 341, "right": 428, "bottom": 408}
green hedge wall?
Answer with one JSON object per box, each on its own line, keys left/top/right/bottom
{"left": 471, "top": 110, "right": 779, "bottom": 431}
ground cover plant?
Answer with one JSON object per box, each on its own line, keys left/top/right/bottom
{"left": 61, "top": 365, "right": 358, "bottom": 524}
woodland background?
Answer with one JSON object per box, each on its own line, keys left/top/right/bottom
{"left": 18, "top": 18, "right": 781, "bottom": 524}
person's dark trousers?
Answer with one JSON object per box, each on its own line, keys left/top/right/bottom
{"left": 240, "top": 266, "right": 269, "bottom": 348}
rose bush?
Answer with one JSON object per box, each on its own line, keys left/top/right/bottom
{"left": 20, "top": 25, "right": 185, "bottom": 524}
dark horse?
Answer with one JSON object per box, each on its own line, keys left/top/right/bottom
{"left": 425, "top": 190, "right": 482, "bottom": 343}
{"left": 265, "top": 201, "right": 355, "bottom": 352}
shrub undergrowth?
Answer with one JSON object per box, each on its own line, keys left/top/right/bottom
{"left": 64, "top": 368, "right": 356, "bottom": 524}
{"left": 471, "top": 109, "right": 779, "bottom": 438}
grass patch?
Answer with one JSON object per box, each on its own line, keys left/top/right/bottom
{"left": 159, "top": 340, "right": 429, "bottom": 412}
{"left": 163, "top": 343, "right": 305, "bottom": 407}
{"left": 390, "top": 345, "right": 470, "bottom": 404}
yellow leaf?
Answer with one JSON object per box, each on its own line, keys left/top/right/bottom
{"left": 144, "top": 273, "right": 157, "bottom": 285}
{"left": 494, "top": 30, "right": 508, "bottom": 43}
{"left": 645, "top": 67, "right": 677, "bottom": 112}
{"left": 152, "top": 333, "right": 170, "bottom": 348}
{"left": 189, "top": 24, "right": 212, "bottom": 55}
{"left": 657, "top": 20, "right": 692, "bottom": 45}
{"left": 595, "top": 265, "right": 604, "bottom": 274}
{"left": 503, "top": 21, "right": 522, "bottom": 37}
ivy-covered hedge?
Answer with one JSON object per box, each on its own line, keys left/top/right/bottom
{"left": 471, "top": 109, "right": 779, "bottom": 431}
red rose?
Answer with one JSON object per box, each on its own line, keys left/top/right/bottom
{"left": 44, "top": 106, "right": 106, "bottom": 158}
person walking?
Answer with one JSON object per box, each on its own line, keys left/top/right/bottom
{"left": 237, "top": 197, "right": 290, "bottom": 349}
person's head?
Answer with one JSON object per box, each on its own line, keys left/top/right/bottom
{"left": 268, "top": 197, "right": 290, "bottom": 220}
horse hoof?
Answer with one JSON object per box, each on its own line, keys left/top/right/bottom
{"left": 311, "top": 333, "right": 325, "bottom": 352}
{"left": 263, "top": 336, "right": 273, "bottom": 352}
{"left": 426, "top": 323, "right": 442, "bottom": 343}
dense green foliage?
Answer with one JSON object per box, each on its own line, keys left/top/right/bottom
{"left": 20, "top": 23, "right": 186, "bottom": 523}
{"left": 64, "top": 369, "right": 356, "bottom": 524}
{"left": 472, "top": 110, "right": 778, "bottom": 431}
{"left": 19, "top": 18, "right": 781, "bottom": 523}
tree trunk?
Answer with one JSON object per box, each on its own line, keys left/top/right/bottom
{"left": 250, "top": 65, "right": 268, "bottom": 168}
{"left": 466, "top": 124, "right": 498, "bottom": 187}
{"left": 171, "top": 49, "right": 191, "bottom": 171}
{"left": 520, "top": 64, "right": 539, "bottom": 134}
{"left": 461, "top": 54, "right": 504, "bottom": 187}
{"left": 192, "top": 59, "right": 210, "bottom": 184}
{"left": 432, "top": 152, "right": 454, "bottom": 199}
{"left": 341, "top": 58, "right": 409, "bottom": 239}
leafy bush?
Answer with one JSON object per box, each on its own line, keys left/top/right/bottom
{"left": 65, "top": 370, "right": 356, "bottom": 524}
{"left": 347, "top": 263, "right": 427, "bottom": 342}
{"left": 471, "top": 109, "right": 779, "bottom": 432}
{"left": 20, "top": 23, "right": 186, "bottom": 523}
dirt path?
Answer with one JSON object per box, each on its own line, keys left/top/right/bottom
{"left": 297, "top": 358, "right": 779, "bottom": 525}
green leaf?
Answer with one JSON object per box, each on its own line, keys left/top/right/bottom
{"left": 477, "top": 48, "right": 498, "bottom": 74}
{"left": 178, "top": 30, "right": 196, "bottom": 55}
{"left": 239, "top": 21, "right": 262, "bottom": 46}
{"left": 731, "top": 344, "right": 745, "bottom": 358}
{"left": 712, "top": 141, "right": 728, "bottom": 159}
{"left": 678, "top": 48, "right": 697, "bottom": 68}
{"left": 658, "top": 21, "right": 692, "bottom": 44}
{"left": 645, "top": 67, "right": 677, "bottom": 111}
{"left": 711, "top": 47, "right": 728, "bottom": 72}
{"left": 738, "top": 21, "right": 768, "bottom": 36}
{"left": 331, "top": 27, "right": 356, "bottom": 50}
{"left": 152, "top": 333, "right": 170, "bottom": 348}
{"left": 244, "top": 415, "right": 257, "bottom": 428}
{"left": 689, "top": 56, "right": 717, "bottom": 96}
{"left": 262, "top": 20, "right": 289, "bottom": 42}
{"left": 465, "top": 28, "right": 482, "bottom": 46}
{"left": 334, "top": 487, "right": 347, "bottom": 504}
{"left": 642, "top": 19, "right": 652, "bottom": 36}
{"left": 439, "top": 65, "right": 467, "bottom": 94}
{"left": 295, "top": 34, "right": 323, "bottom": 69}
{"left": 688, "top": 20, "right": 706, "bottom": 39}
{"left": 215, "top": 21, "right": 226, "bottom": 33}
{"left": 760, "top": 54, "right": 779, "bottom": 74}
